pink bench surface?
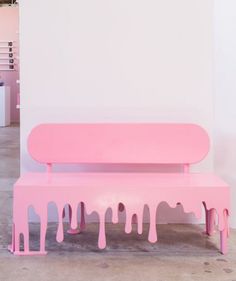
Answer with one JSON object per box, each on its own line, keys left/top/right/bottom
{"left": 28, "top": 123, "right": 209, "bottom": 164}
{"left": 9, "top": 124, "right": 230, "bottom": 255}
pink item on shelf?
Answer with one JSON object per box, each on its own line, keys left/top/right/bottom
{"left": 9, "top": 123, "right": 230, "bottom": 255}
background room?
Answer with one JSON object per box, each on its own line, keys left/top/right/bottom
{"left": 1, "top": 0, "right": 236, "bottom": 227}
{"left": 0, "top": 1, "right": 236, "bottom": 280}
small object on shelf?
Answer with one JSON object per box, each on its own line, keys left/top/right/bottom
{"left": 0, "top": 75, "right": 4, "bottom": 86}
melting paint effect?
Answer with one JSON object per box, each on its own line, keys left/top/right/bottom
{"left": 98, "top": 212, "right": 106, "bottom": 249}
{"left": 148, "top": 205, "right": 157, "bottom": 243}
{"left": 56, "top": 205, "right": 64, "bottom": 243}
{"left": 10, "top": 194, "right": 229, "bottom": 255}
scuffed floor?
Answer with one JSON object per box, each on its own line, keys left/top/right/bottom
{"left": 0, "top": 125, "right": 236, "bottom": 281}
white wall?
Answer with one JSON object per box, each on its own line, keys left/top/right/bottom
{"left": 20, "top": 0, "right": 214, "bottom": 222}
{"left": 214, "top": 0, "right": 236, "bottom": 228}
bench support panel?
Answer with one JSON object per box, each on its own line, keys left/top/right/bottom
{"left": 10, "top": 181, "right": 230, "bottom": 255}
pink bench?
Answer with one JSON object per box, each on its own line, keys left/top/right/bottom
{"left": 9, "top": 123, "right": 230, "bottom": 255}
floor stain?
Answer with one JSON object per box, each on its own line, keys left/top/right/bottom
{"left": 217, "top": 258, "right": 228, "bottom": 262}
{"left": 204, "top": 262, "right": 210, "bottom": 266}
{"left": 98, "top": 263, "right": 109, "bottom": 269}
{"left": 205, "top": 270, "right": 212, "bottom": 273}
{"left": 223, "top": 268, "right": 233, "bottom": 273}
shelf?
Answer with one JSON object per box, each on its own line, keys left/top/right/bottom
{"left": 0, "top": 41, "right": 15, "bottom": 42}
{"left": 0, "top": 57, "right": 19, "bottom": 61}
{"left": 0, "top": 69, "right": 16, "bottom": 71}
{"left": 0, "top": 57, "right": 16, "bottom": 60}
{"left": 0, "top": 46, "right": 16, "bottom": 48}
{"left": 0, "top": 63, "right": 15, "bottom": 65}
{"left": 0, "top": 52, "right": 16, "bottom": 54}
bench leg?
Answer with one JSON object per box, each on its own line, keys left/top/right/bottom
{"left": 220, "top": 209, "right": 229, "bottom": 255}
{"left": 14, "top": 232, "right": 20, "bottom": 253}
{"left": 125, "top": 211, "right": 133, "bottom": 234}
{"left": 56, "top": 207, "right": 65, "bottom": 243}
{"left": 12, "top": 209, "right": 47, "bottom": 256}
{"left": 39, "top": 211, "right": 48, "bottom": 254}
{"left": 137, "top": 213, "right": 143, "bottom": 235}
{"left": 98, "top": 212, "right": 106, "bottom": 249}
{"left": 148, "top": 206, "right": 157, "bottom": 243}
{"left": 10, "top": 208, "right": 31, "bottom": 255}
{"left": 12, "top": 225, "right": 41, "bottom": 255}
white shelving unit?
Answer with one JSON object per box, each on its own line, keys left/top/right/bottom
{"left": 0, "top": 57, "right": 14, "bottom": 60}
{"left": 0, "top": 41, "right": 17, "bottom": 71}
{"left": 0, "top": 86, "right": 10, "bottom": 127}
{"left": 0, "top": 41, "right": 16, "bottom": 43}
{"left": 0, "top": 46, "right": 16, "bottom": 48}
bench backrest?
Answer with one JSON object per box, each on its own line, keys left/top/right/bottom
{"left": 28, "top": 124, "right": 209, "bottom": 167}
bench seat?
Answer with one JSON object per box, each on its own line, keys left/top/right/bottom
{"left": 15, "top": 172, "right": 228, "bottom": 189}
{"left": 11, "top": 172, "right": 229, "bottom": 255}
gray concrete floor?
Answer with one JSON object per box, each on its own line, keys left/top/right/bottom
{"left": 0, "top": 125, "right": 236, "bottom": 281}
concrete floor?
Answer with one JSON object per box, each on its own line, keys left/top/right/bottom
{"left": 0, "top": 125, "right": 236, "bottom": 281}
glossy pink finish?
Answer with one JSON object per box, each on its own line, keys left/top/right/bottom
{"left": 28, "top": 123, "right": 210, "bottom": 164}
{"left": 10, "top": 123, "right": 230, "bottom": 255}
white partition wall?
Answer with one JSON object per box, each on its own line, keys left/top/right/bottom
{"left": 20, "top": 0, "right": 214, "bottom": 222}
